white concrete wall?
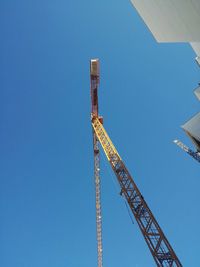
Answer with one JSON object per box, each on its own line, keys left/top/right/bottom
{"left": 190, "top": 42, "right": 200, "bottom": 56}
{"left": 131, "top": 0, "right": 200, "bottom": 55}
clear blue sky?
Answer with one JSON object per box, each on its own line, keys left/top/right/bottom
{"left": 1, "top": 1, "right": 200, "bottom": 267}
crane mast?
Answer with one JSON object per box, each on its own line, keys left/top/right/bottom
{"left": 90, "top": 59, "right": 182, "bottom": 267}
{"left": 90, "top": 59, "right": 103, "bottom": 267}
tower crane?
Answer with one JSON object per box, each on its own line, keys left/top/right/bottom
{"left": 174, "top": 139, "right": 200, "bottom": 163}
{"left": 90, "top": 59, "right": 182, "bottom": 267}
{"left": 90, "top": 59, "right": 103, "bottom": 267}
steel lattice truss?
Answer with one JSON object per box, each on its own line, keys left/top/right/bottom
{"left": 174, "top": 139, "right": 200, "bottom": 163}
{"left": 92, "top": 117, "right": 182, "bottom": 267}
{"left": 93, "top": 131, "right": 103, "bottom": 267}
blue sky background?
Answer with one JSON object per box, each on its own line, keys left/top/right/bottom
{"left": 1, "top": 1, "right": 200, "bottom": 266}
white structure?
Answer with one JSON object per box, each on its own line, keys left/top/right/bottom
{"left": 182, "top": 112, "right": 200, "bottom": 151}
{"left": 194, "top": 85, "right": 200, "bottom": 101}
{"left": 131, "top": 0, "right": 200, "bottom": 155}
{"left": 131, "top": 0, "right": 200, "bottom": 61}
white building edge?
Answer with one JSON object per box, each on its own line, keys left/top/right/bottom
{"left": 131, "top": 0, "right": 200, "bottom": 152}
{"left": 131, "top": 0, "right": 200, "bottom": 64}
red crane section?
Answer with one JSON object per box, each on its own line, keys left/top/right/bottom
{"left": 90, "top": 59, "right": 103, "bottom": 267}
{"left": 90, "top": 59, "right": 100, "bottom": 117}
